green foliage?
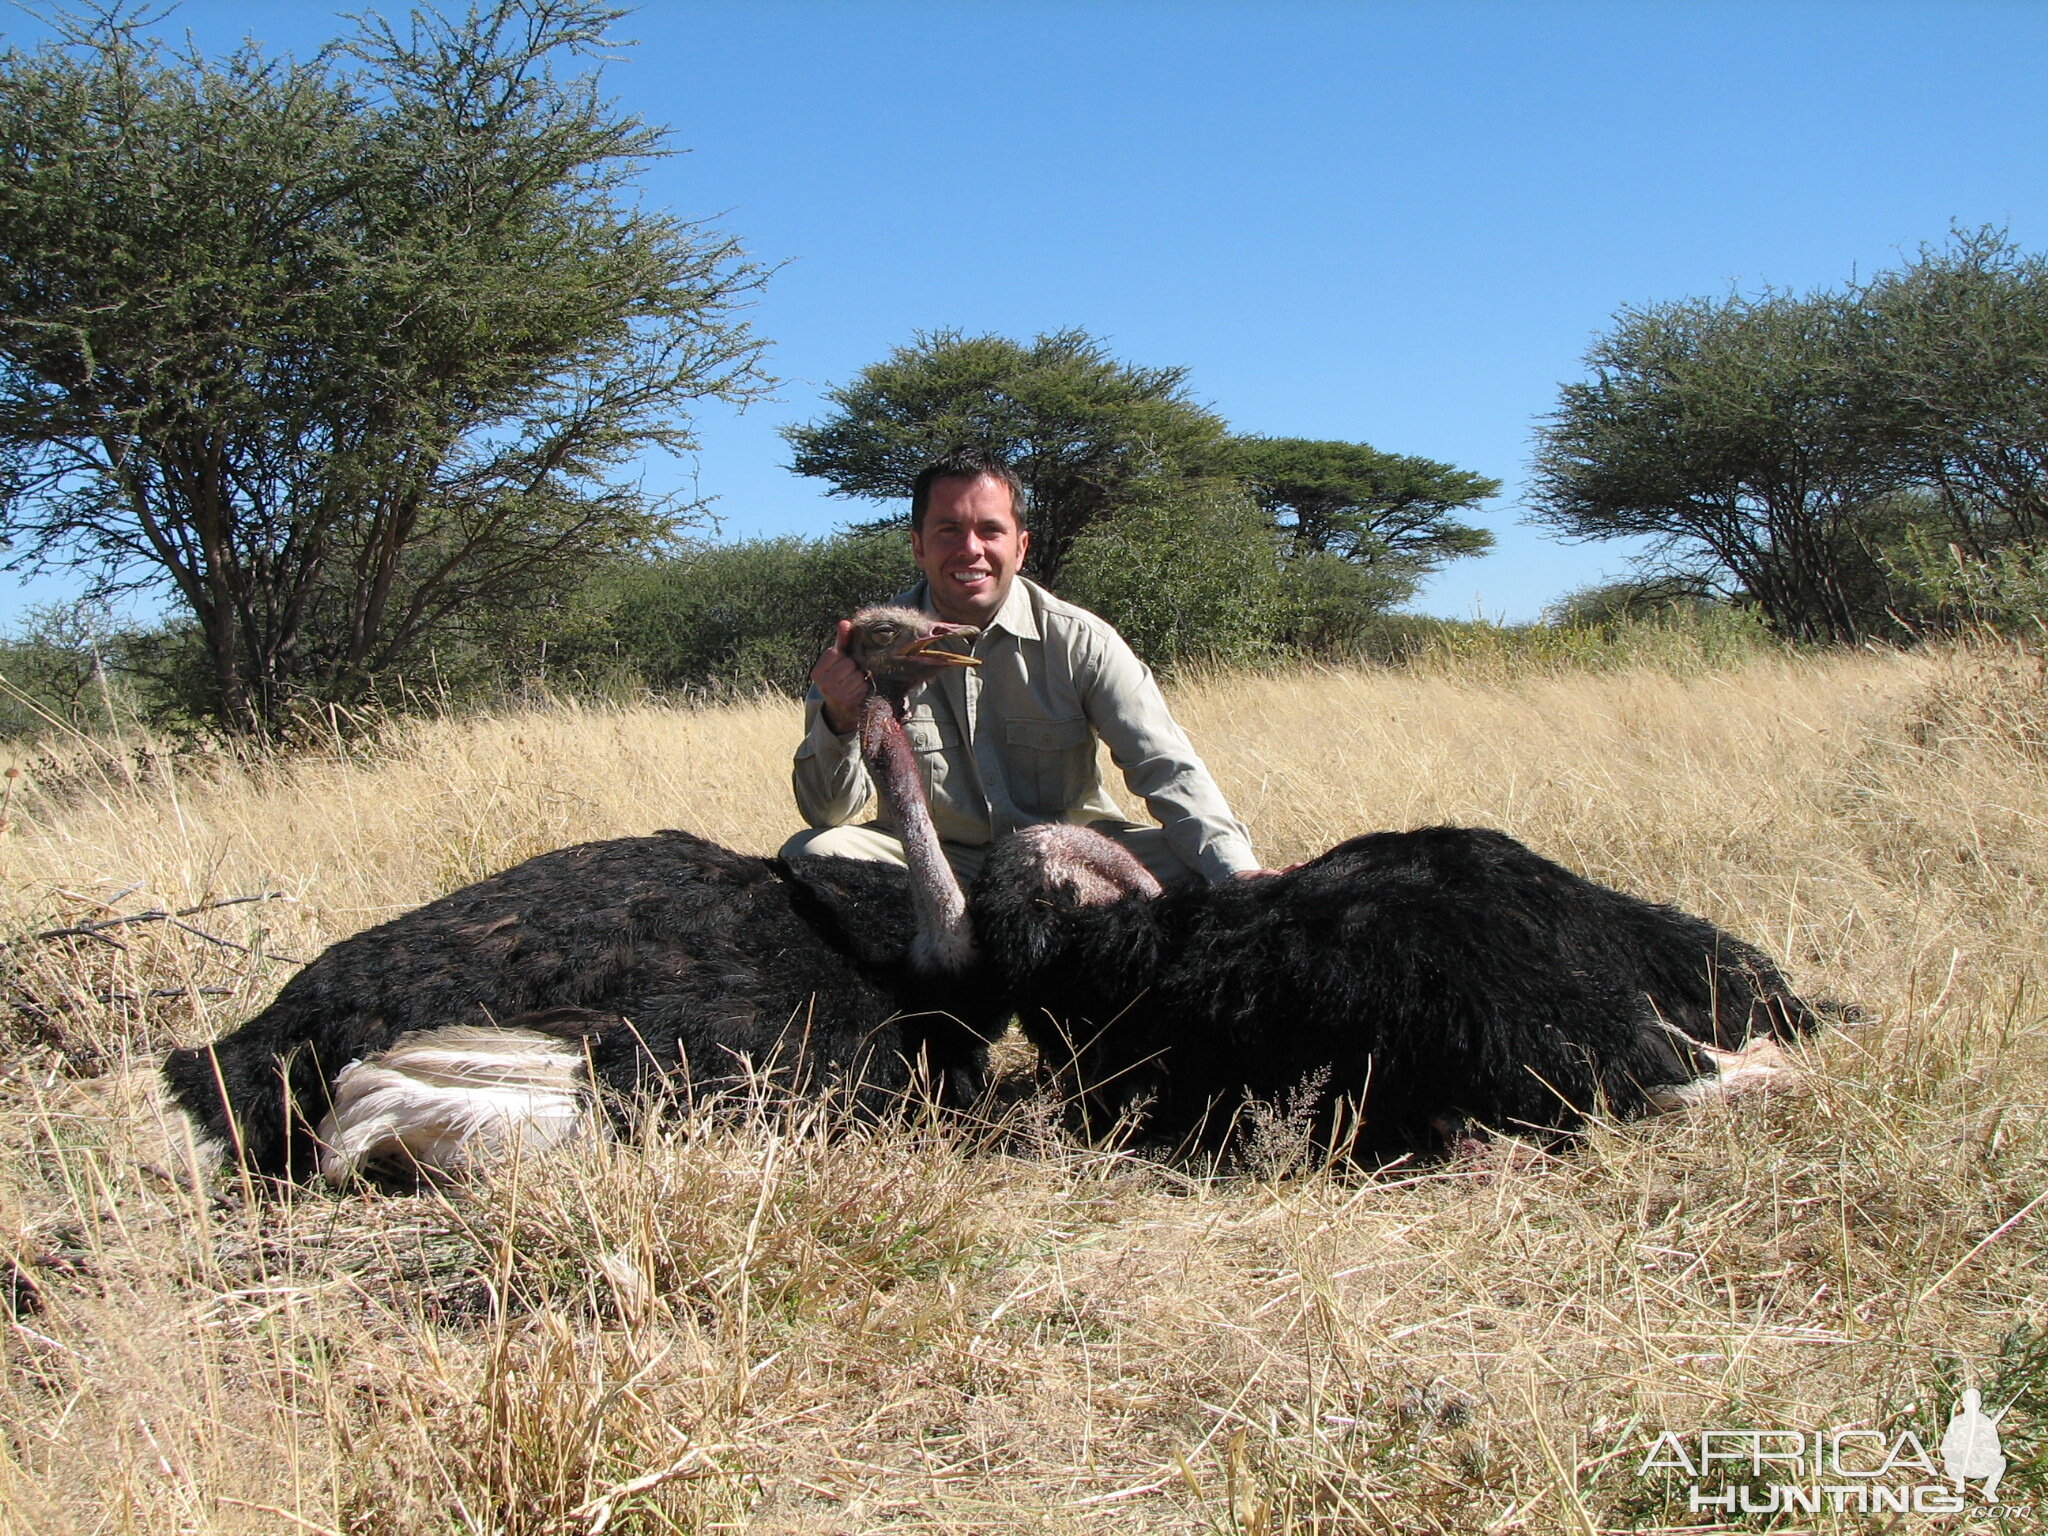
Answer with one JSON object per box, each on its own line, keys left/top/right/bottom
{"left": 1885, "top": 531, "right": 2048, "bottom": 637}
{"left": 1540, "top": 575, "right": 1722, "bottom": 628}
{"left": 1274, "top": 551, "right": 1421, "bottom": 656}
{"left": 596, "top": 531, "right": 916, "bottom": 696}
{"left": 1976, "top": 1321, "right": 2048, "bottom": 1496}
{"left": 783, "top": 329, "right": 1232, "bottom": 584}
{"left": 0, "top": 601, "right": 136, "bottom": 738}
{"left": 1531, "top": 287, "right": 1898, "bottom": 643}
{"left": 0, "top": 3, "right": 769, "bottom": 734}
{"left": 1229, "top": 436, "right": 1496, "bottom": 602}
{"left": 784, "top": 332, "right": 1498, "bottom": 654}
{"left": 1059, "top": 480, "right": 1283, "bottom": 669}
{"left": 1862, "top": 229, "right": 2048, "bottom": 545}
{"left": 1406, "top": 605, "right": 1780, "bottom": 679}
{"left": 1534, "top": 230, "right": 2048, "bottom": 646}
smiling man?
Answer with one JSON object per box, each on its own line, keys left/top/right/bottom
{"left": 779, "top": 446, "right": 1261, "bottom": 886}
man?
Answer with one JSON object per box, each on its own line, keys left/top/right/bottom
{"left": 779, "top": 446, "right": 1262, "bottom": 885}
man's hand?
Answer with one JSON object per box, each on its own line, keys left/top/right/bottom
{"left": 1231, "top": 863, "right": 1300, "bottom": 880}
{"left": 812, "top": 620, "right": 869, "bottom": 735}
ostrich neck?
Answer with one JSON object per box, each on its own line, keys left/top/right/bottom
{"left": 859, "top": 690, "right": 975, "bottom": 971}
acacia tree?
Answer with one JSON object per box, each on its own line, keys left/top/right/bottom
{"left": 1530, "top": 291, "right": 1902, "bottom": 644}
{"left": 1228, "top": 435, "right": 1495, "bottom": 600}
{"left": 0, "top": 3, "right": 768, "bottom": 733}
{"left": 1530, "top": 233, "right": 2048, "bottom": 643}
{"left": 782, "top": 329, "right": 1228, "bottom": 584}
{"left": 1861, "top": 229, "right": 2048, "bottom": 550}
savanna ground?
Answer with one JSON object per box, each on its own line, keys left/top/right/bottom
{"left": 0, "top": 633, "right": 2045, "bottom": 1533}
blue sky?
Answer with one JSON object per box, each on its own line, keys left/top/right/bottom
{"left": 4, "top": 0, "right": 2046, "bottom": 626}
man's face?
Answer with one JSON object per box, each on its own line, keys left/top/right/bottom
{"left": 910, "top": 473, "right": 1030, "bottom": 627}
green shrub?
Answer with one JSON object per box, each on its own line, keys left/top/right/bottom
{"left": 1541, "top": 577, "right": 1722, "bottom": 628}
{"left": 1411, "top": 605, "right": 1781, "bottom": 679}
{"left": 1884, "top": 531, "right": 2048, "bottom": 637}
{"left": 0, "top": 603, "right": 145, "bottom": 741}
{"left": 1274, "top": 552, "right": 1416, "bottom": 657}
{"left": 602, "top": 531, "right": 917, "bottom": 696}
{"left": 1058, "top": 479, "right": 1283, "bottom": 669}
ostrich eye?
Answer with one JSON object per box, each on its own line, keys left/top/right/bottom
{"left": 870, "top": 623, "right": 898, "bottom": 642}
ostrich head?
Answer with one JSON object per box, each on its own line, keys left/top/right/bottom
{"left": 843, "top": 605, "right": 981, "bottom": 704}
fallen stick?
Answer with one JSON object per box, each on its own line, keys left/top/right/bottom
{"left": 6, "top": 892, "right": 303, "bottom": 964}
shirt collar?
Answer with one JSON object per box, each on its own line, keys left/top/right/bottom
{"left": 906, "top": 576, "right": 1042, "bottom": 642}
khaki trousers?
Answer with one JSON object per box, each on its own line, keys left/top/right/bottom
{"left": 777, "top": 820, "right": 1196, "bottom": 887}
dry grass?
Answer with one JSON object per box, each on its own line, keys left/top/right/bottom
{"left": 2, "top": 641, "right": 2047, "bottom": 1532}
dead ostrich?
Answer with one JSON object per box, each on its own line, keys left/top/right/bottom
{"left": 161, "top": 607, "right": 993, "bottom": 1181}
{"left": 963, "top": 822, "right": 1819, "bottom": 1160}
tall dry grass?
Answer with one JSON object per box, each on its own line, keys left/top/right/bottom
{"left": 1, "top": 641, "right": 2045, "bottom": 1532}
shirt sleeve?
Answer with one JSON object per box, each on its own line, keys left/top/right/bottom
{"left": 1074, "top": 624, "right": 1260, "bottom": 882}
{"left": 792, "top": 688, "right": 875, "bottom": 829}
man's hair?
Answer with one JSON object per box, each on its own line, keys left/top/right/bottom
{"left": 909, "top": 447, "right": 1028, "bottom": 534}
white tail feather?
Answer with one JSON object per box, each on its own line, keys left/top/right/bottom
{"left": 1648, "top": 1036, "right": 1797, "bottom": 1111}
{"left": 315, "top": 1025, "right": 590, "bottom": 1182}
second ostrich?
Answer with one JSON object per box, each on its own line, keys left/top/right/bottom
{"left": 161, "top": 607, "right": 991, "bottom": 1181}
{"left": 967, "top": 823, "right": 1817, "bottom": 1157}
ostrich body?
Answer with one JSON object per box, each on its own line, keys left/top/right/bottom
{"left": 162, "top": 607, "right": 988, "bottom": 1181}
{"left": 966, "top": 823, "right": 1818, "bottom": 1157}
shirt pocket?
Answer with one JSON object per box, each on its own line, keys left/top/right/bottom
{"left": 1004, "top": 716, "right": 1094, "bottom": 816}
{"left": 899, "top": 712, "right": 954, "bottom": 805}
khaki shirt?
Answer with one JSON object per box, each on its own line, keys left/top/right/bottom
{"left": 793, "top": 577, "right": 1258, "bottom": 883}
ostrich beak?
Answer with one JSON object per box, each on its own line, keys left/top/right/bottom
{"left": 904, "top": 628, "right": 982, "bottom": 667}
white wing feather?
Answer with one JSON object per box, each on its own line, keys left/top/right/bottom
{"left": 315, "top": 1025, "right": 590, "bottom": 1182}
